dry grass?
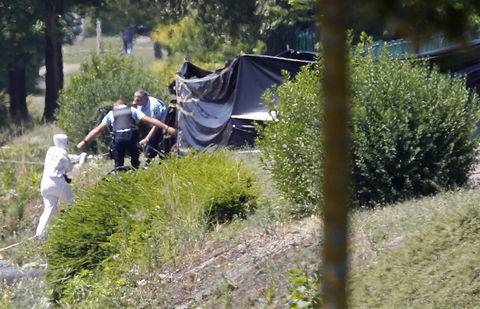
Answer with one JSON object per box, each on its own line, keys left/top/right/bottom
{"left": 350, "top": 190, "right": 480, "bottom": 308}
{"left": 63, "top": 35, "right": 157, "bottom": 66}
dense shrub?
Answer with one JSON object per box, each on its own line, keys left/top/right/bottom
{"left": 56, "top": 52, "right": 170, "bottom": 153}
{"left": 258, "top": 66, "right": 323, "bottom": 215}
{"left": 258, "top": 49, "right": 480, "bottom": 212}
{"left": 45, "top": 151, "right": 258, "bottom": 304}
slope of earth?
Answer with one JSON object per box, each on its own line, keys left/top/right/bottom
{"left": 130, "top": 189, "right": 480, "bottom": 308}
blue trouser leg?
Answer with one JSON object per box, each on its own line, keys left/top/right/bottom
{"left": 112, "top": 131, "right": 139, "bottom": 168}
{"left": 112, "top": 139, "right": 126, "bottom": 168}
{"left": 127, "top": 141, "right": 140, "bottom": 168}
{"left": 144, "top": 130, "right": 163, "bottom": 159}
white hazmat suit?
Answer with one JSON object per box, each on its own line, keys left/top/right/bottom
{"left": 35, "top": 134, "right": 73, "bottom": 238}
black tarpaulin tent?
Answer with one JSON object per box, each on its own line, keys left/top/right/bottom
{"left": 417, "top": 39, "right": 480, "bottom": 93}
{"left": 173, "top": 53, "right": 314, "bottom": 151}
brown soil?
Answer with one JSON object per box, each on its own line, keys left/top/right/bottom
{"left": 134, "top": 215, "right": 396, "bottom": 308}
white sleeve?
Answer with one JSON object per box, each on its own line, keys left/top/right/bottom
{"left": 63, "top": 154, "right": 73, "bottom": 173}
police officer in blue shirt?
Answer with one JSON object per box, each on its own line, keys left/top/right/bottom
{"left": 133, "top": 89, "right": 174, "bottom": 161}
{"left": 77, "top": 99, "right": 175, "bottom": 168}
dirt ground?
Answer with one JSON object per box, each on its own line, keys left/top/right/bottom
{"left": 135, "top": 214, "right": 393, "bottom": 308}
{"left": 136, "top": 164, "right": 480, "bottom": 308}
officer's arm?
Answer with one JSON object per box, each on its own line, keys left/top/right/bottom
{"left": 139, "top": 126, "right": 159, "bottom": 146}
{"left": 77, "top": 124, "right": 108, "bottom": 149}
{"left": 141, "top": 115, "right": 176, "bottom": 136}
{"left": 139, "top": 104, "right": 167, "bottom": 145}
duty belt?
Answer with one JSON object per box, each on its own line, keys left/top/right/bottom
{"left": 114, "top": 128, "right": 137, "bottom": 133}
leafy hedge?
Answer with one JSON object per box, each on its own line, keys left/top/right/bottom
{"left": 56, "top": 52, "right": 170, "bottom": 153}
{"left": 45, "top": 151, "right": 258, "bottom": 304}
{"left": 258, "top": 49, "right": 480, "bottom": 212}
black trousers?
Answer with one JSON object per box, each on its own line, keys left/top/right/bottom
{"left": 144, "top": 129, "right": 164, "bottom": 159}
{"left": 111, "top": 131, "right": 140, "bottom": 168}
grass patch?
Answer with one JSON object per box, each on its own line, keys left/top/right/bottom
{"left": 276, "top": 189, "right": 480, "bottom": 308}
{"left": 350, "top": 191, "right": 480, "bottom": 307}
{"left": 351, "top": 189, "right": 480, "bottom": 255}
{"left": 45, "top": 151, "right": 259, "bottom": 304}
{"left": 0, "top": 136, "right": 50, "bottom": 243}
{"left": 0, "top": 276, "right": 50, "bottom": 309}
{"left": 63, "top": 35, "right": 157, "bottom": 66}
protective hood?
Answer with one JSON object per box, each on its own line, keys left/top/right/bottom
{"left": 53, "top": 134, "right": 69, "bottom": 150}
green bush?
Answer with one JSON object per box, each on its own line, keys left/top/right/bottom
{"left": 45, "top": 151, "right": 258, "bottom": 304}
{"left": 287, "top": 268, "right": 320, "bottom": 308}
{"left": 56, "top": 52, "right": 170, "bottom": 153}
{"left": 258, "top": 65, "right": 323, "bottom": 215}
{"left": 258, "top": 49, "right": 480, "bottom": 212}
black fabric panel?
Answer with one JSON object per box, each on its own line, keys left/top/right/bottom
{"left": 228, "top": 119, "right": 258, "bottom": 147}
{"left": 178, "top": 61, "right": 213, "bottom": 79}
{"left": 275, "top": 49, "right": 318, "bottom": 61}
{"left": 175, "top": 84, "right": 235, "bottom": 150}
{"left": 232, "top": 55, "right": 311, "bottom": 116}
{"left": 417, "top": 39, "right": 480, "bottom": 93}
{"left": 176, "top": 59, "right": 239, "bottom": 103}
{"left": 174, "top": 52, "right": 313, "bottom": 150}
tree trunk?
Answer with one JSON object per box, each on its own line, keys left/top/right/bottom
{"left": 56, "top": 0, "right": 64, "bottom": 91}
{"left": 57, "top": 41, "right": 64, "bottom": 91}
{"left": 7, "top": 55, "right": 29, "bottom": 121}
{"left": 319, "top": 0, "right": 350, "bottom": 308}
{"left": 44, "top": 0, "right": 59, "bottom": 122}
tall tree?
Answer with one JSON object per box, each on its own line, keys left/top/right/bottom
{"left": 0, "top": 0, "right": 44, "bottom": 121}
{"left": 8, "top": 55, "right": 28, "bottom": 120}
{"left": 43, "top": 0, "right": 105, "bottom": 122}
{"left": 43, "top": 0, "right": 62, "bottom": 122}
{"left": 193, "top": 0, "right": 259, "bottom": 41}
{"left": 90, "top": 0, "right": 188, "bottom": 32}
{"left": 256, "top": 0, "right": 317, "bottom": 34}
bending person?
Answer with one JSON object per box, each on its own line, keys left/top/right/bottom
{"left": 132, "top": 89, "right": 169, "bottom": 161}
{"left": 36, "top": 134, "right": 73, "bottom": 238}
{"left": 77, "top": 99, "right": 175, "bottom": 168}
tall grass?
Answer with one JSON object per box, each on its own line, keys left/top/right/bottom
{"left": 282, "top": 189, "right": 480, "bottom": 308}
{"left": 45, "top": 151, "right": 259, "bottom": 304}
{"left": 350, "top": 190, "right": 480, "bottom": 307}
{"left": 0, "top": 137, "right": 49, "bottom": 242}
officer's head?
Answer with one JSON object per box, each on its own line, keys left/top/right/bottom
{"left": 133, "top": 89, "right": 148, "bottom": 106}
{"left": 113, "top": 99, "right": 127, "bottom": 109}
